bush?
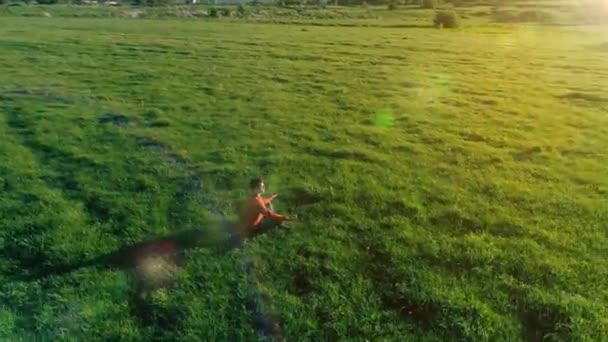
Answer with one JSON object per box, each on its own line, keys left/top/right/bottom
{"left": 387, "top": 1, "right": 398, "bottom": 10}
{"left": 434, "top": 11, "right": 459, "bottom": 28}
{"left": 237, "top": 4, "right": 246, "bottom": 16}
{"left": 421, "top": 0, "right": 435, "bottom": 9}
{"left": 209, "top": 7, "right": 218, "bottom": 17}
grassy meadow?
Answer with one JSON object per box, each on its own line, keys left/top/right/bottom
{"left": 1, "top": 2, "right": 608, "bottom": 340}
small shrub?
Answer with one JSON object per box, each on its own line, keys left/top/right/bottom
{"left": 219, "top": 7, "right": 230, "bottom": 16}
{"left": 434, "top": 11, "right": 459, "bottom": 28}
{"left": 237, "top": 4, "right": 246, "bottom": 16}
{"left": 208, "top": 7, "right": 218, "bottom": 17}
{"left": 421, "top": 0, "right": 435, "bottom": 9}
{"left": 388, "top": 1, "right": 398, "bottom": 10}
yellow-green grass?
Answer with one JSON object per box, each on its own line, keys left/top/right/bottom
{"left": 0, "top": 14, "right": 607, "bottom": 340}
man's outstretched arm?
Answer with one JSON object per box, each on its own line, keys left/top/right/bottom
{"left": 256, "top": 197, "right": 286, "bottom": 221}
{"left": 263, "top": 194, "right": 277, "bottom": 206}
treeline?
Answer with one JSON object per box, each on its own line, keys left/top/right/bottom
{"left": 0, "top": 0, "right": 529, "bottom": 6}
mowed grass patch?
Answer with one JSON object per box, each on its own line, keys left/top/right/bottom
{"left": 0, "top": 16, "right": 607, "bottom": 340}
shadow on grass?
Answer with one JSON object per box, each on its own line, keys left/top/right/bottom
{"left": 9, "top": 223, "right": 244, "bottom": 283}
{"left": 102, "top": 225, "right": 241, "bottom": 270}
{"left": 10, "top": 208, "right": 310, "bottom": 285}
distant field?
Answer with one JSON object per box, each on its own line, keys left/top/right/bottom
{"left": 1, "top": 1, "right": 607, "bottom": 26}
{"left": 0, "top": 5, "right": 607, "bottom": 341}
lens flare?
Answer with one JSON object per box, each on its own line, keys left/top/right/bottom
{"left": 134, "top": 241, "right": 179, "bottom": 287}
{"left": 373, "top": 109, "right": 395, "bottom": 127}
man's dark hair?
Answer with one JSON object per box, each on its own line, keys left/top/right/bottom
{"left": 249, "top": 178, "right": 263, "bottom": 190}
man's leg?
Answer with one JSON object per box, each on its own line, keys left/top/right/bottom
{"left": 248, "top": 202, "right": 288, "bottom": 238}
{"left": 260, "top": 217, "right": 282, "bottom": 232}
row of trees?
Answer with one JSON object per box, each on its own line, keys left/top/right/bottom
{"left": 276, "top": 0, "right": 444, "bottom": 5}
{"left": 1, "top": 0, "right": 462, "bottom": 6}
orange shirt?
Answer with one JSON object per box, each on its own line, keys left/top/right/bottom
{"left": 239, "top": 194, "right": 286, "bottom": 230}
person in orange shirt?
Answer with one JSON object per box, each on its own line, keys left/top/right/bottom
{"left": 238, "top": 178, "right": 297, "bottom": 238}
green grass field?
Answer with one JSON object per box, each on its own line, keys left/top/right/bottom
{"left": 1, "top": 2, "right": 608, "bottom": 340}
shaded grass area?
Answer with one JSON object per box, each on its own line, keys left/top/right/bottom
{"left": 0, "top": 15, "right": 607, "bottom": 340}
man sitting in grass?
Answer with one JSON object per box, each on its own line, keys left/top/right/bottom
{"left": 238, "top": 178, "right": 297, "bottom": 239}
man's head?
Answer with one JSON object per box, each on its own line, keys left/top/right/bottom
{"left": 249, "top": 178, "right": 265, "bottom": 194}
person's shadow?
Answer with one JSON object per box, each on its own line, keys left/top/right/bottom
{"left": 12, "top": 188, "right": 323, "bottom": 284}
{"left": 11, "top": 220, "right": 244, "bottom": 284}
